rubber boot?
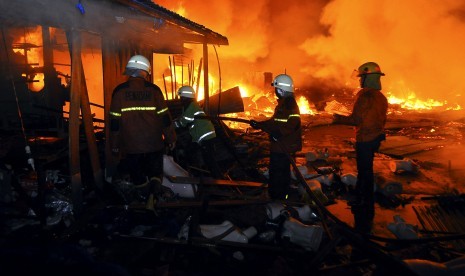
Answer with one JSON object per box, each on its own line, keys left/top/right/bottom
{"left": 145, "top": 177, "right": 161, "bottom": 211}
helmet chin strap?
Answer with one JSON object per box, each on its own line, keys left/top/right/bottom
{"left": 275, "top": 88, "right": 285, "bottom": 98}
{"left": 360, "top": 75, "right": 367, "bottom": 88}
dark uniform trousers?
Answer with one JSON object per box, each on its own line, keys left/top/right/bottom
{"left": 352, "top": 134, "right": 384, "bottom": 232}
{"left": 269, "top": 152, "right": 291, "bottom": 200}
{"left": 117, "top": 150, "right": 164, "bottom": 186}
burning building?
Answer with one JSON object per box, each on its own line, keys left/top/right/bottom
{"left": 2, "top": 1, "right": 465, "bottom": 275}
{"left": 0, "top": 0, "right": 229, "bottom": 211}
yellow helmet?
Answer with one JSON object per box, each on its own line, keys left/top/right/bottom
{"left": 125, "top": 55, "right": 151, "bottom": 74}
{"left": 177, "top": 85, "right": 196, "bottom": 98}
{"left": 272, "top": 74, "right": 294, "bottom": 93}
{"left": 357, "top": 62, "right": 385, "bottom": 77}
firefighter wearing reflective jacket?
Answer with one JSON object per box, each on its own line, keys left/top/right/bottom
{"left": 333, "top": 61, "right": 388, "bottom": 233}
{"left": 250, "top": 74, "right": 302, "bottom": 200}
{"left": 175, "top": 85, "right": 222, "bottom": 178}
{"left": 109, "top": 55, "right": 176, "bottom": 207}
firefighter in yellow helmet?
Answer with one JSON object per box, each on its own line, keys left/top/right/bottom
{"left": 175, "top": 85, "right": 222, "bottom": 178}
{"left": 109, "top": 54, "right": 177, "bottom": 208}
{"left": 250, "top": 74, "right": 302, "bottom": 200}
{"left": 333, "top": 61, "right": 388, "bottom": 233}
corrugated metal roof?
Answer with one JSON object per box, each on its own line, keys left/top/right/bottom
{"left": 114, "top": 0, "right": 229, "bottom": 45}
{"left": 0, "top": 0, "right": 228, "bottom": 47}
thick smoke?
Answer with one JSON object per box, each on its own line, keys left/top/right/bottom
{"left": 155, "top": 0, "right": 329, "bottom": 90}
{"left": 156, "top": 0, "right": 465, "bottom": 106}
{"left": 300, "top": 0, "right": 465, "bottom": 106}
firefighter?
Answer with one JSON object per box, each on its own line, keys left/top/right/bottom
{"left": 333, "top": 61, "right": 388, "bottom": 233}
{"left": 109, "top": 54, "right": 176, "bottom": 208}
{"left": 174, "top": 85, "right": 222, "bottom": 178}
{"left": 250, "top": 74, "right": 302, "bottom": 200}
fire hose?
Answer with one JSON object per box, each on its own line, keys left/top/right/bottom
{"left": 195, "top": 115, "right": 422, "bottom": 275}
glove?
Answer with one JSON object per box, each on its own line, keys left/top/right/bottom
{"left": 270, "top": 131, "right": 282, "bottom": 141}
{"left": 250, "top": 120, "right": 261, "bottom": 129}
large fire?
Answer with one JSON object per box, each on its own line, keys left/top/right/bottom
{"left": 155, "top": 0, "right": 465, "bottom": 114}
{"left": 12, "top": 26, "right": 44, "bottom": 92}
{"left": 8, "top": 1, "right": 465, "bottom": 125}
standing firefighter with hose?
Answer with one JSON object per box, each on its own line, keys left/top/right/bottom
{"left": 109, "top": 55, "right": 177, "bottom": 209}
{"left": 250, "top": 74, "right": 302, "bottom": 200}
{"left": 333, "top": 62, "right": 388, "bottom": 233}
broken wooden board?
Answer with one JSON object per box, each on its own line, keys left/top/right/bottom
{"left": 385, "top": 120, "right": 436, "bottom": 130}
{"left": 379, "top": 136, "right": 449, "bottom": 158}
{"left": 108, "top": 199, "right": 271, "bottom": 209}
{"left": 166, "top": 175, "right": 266, "bottom": 188}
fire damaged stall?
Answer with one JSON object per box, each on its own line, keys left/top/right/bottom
{"left": 2, "top": 1, "right": 465, "bottom": 276}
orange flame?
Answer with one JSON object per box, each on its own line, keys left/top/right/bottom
{"left": 297, "top": 95, "right": 315, "bottom": 115}
{"left": 13, "top": 26, "right": 44, "bottom": 92}
{"left": 387, "top": 90, "right": 461, "bottom": 111}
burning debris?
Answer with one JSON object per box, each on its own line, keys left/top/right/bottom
{"left": 2, "top": 1, "right": 465, "bottom": 275}
{"left": 4, "top": 102, "right": 465, "bottom": 275}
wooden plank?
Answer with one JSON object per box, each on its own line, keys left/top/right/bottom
{"left": 79, "top": 57, "right": 103, "bottom": 191}
{"left": 68, "top": 30, "right": 83, "bottom": 215}
{"left": 110, "top": 199, "right": 271, "bottom": 209}
{"left": 166, "top": 175, "right": 266, "bottom": 188}
{"left": 102, "top": 39, "right": 126, "bottom": 181}
{"left": 379, "top": 136, "right": 448, "bottom": 157}
{"left": 202, "top": 42, "right": 209, "bottom": 114}
{"left": 200, "top": 86, "right": 244, "bottom": 116}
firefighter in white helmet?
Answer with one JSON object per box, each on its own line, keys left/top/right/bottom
{"left": 333, "top": 61, "right": 388, "bottom": 233}
{"left": 174, "top": 85, "right": 222, "bottom": 178}
{"left": 109, "top": 54, "right": 177, "bottom": 209}
{"left": 250, "top": 73, "right": 302, "bottom": 200}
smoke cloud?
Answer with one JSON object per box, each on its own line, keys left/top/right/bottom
{"left": 156, "top": 0, "right": 465, "bottom": 106}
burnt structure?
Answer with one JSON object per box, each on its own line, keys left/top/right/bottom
{"left": 0, "top": 0, "right": 229, "bottom": 212}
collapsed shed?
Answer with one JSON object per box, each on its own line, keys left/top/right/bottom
{"left": 0, "top": 0, "right": 229, "bottom": 214}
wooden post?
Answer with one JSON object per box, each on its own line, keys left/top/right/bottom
{"left": 191, "top": 59, "right": 194, "bottom": 86}
{"left": 162, "top": 73, "right": 168, "bottom": 99}
{"left": 79, "top": 59, "right": 103, "bottom": 191}
{"left": 168, "top": 56, "right": 174, "bottom": 99}
{"left": 41, "top": 26, "right": 54, "bottom": 91}
{"left": 195, "top": 58, "right": 202, "bottom": 95}
{"left": 181, "top": 57, "right": 184, "bottom": 86}
{"left": 203, "top": 42, "right": 209, "bottom": 114}
{"left": 68, "top": 29, "right": 83, "bottom": 215}
{"left": 102, "top": 39, "right": 123, "bottom": 184}
{"left": 172, "top": 55, "right": 177, "bottom": 93}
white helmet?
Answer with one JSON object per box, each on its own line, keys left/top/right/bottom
{"left": 125, "top": 55, "right": 151, "bottom": 74}
{"left": 177, "top": 85, "right": 195, "bottom": 98}
{"left": 272, "top": 74, "right": 294, "bottom": 93}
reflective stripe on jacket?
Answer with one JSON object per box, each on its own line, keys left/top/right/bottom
{"left": 109, "top": 77, "right": 176, "bottom": 154}
{"left": 179, "top": 101, "right": 216, "bottom": 144}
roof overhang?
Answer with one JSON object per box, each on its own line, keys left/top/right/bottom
{"left": 0, "top": 0, "right": 228, "bottom": 53}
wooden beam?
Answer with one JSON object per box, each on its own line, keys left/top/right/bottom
{"left": 203, "top": 41, "right": 209, "bottom": 114}
{"left": 79, "top": 59, "right": 104, "bottom": 191}
{"left": 68, "top": 29, "right": 83, "bottom": 215}
{"left": 102, "top": 39, "right": 125, "bottom": 183}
